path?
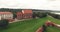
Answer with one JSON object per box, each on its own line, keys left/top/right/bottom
{"left": 9, "top": 19, "right": 31, "bottom": 23}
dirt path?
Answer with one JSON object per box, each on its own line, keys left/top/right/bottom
{"left": 9, "top": 19, "right": 31, "bottom": 23}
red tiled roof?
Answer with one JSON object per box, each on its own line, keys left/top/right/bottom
{"left": 0, "top": 12, "right": 12, "bottom": 14}
{"left": 22, "top": 9, "right": 32, "bottom": 14}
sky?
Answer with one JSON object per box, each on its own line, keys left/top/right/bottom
{"left": 0, "top": 0, "right": 60, "bottom": 10}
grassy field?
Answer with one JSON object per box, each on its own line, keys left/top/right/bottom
{"left": 46, "top": 16, "right": 60, "bottom": 32}
{"left": 0, "top": 16, "right": 60, "bottom": 32}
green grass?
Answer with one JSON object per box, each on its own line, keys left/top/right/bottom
{"left": 0, "top": 16, "right": 60, "bottom": 32}
{"left": 0, "top": 17, "right": 47, "bottom": 32}
{"left": 46, "top": 16, "right": 60, "bottom": 32}
{"left": 46, "top": 26, "right": 60, "bottom": 32}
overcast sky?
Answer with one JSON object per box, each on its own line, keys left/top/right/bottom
{"left": 0, "top": 0, "right": 60, "bottom": 10}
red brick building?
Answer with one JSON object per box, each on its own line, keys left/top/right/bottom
{"left": 17, "top": 9, "right": 32, "bottom": 19}
{"left": 17, "top": 12, "right": 23, "bottom": 20}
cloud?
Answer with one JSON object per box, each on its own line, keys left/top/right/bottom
{"left": 0, "top": 0, "right": 60, "bottom": 10}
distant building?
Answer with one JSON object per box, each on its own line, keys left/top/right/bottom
{"left": 0, "top": 12, "right": 13, "bottom": 20}
{"left": 17, "top": 9, "right": 33, "bottom": 19}
{"left": 22, "top": 9, "right": 33, "bottom": 19}
{"left": 17, "top": 12, "right": 23, "bottom": 20}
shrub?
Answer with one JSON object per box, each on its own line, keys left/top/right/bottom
{"left": 42, "top": 24, "right": 47, "bottom": 32}
{"left": 0, "top": 19, "right": 9, "bottom": 28}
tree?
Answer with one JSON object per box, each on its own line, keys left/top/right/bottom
{"left": 13, "top": 13, "right": 17, "bottom": 19}
{"left": 37, "top": 12, "right": 47, "bottom": 18}
{"left": 32, "top": 12, "right": 37, "bottom": 18}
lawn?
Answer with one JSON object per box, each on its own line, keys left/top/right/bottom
{"left": 46, "top": 26, "right": 60, "bottom": 32}
{"left": 46, "top": 16, "right": 60, "bottom": 32}
{"left": 0, "top": 16, "right": 60, "bottom": 32}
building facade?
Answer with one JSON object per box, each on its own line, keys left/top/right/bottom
{"left": 17, "top": 9, "right": 33, "bottom": 20}
{"left": 22, "top": 9, "right": 33, "bottom": 19}
{"left": 17, "top": 12, "right": 23, "bottom": 20}
{"left": 0, "top": 12, "right": 13, "bottom": 20}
